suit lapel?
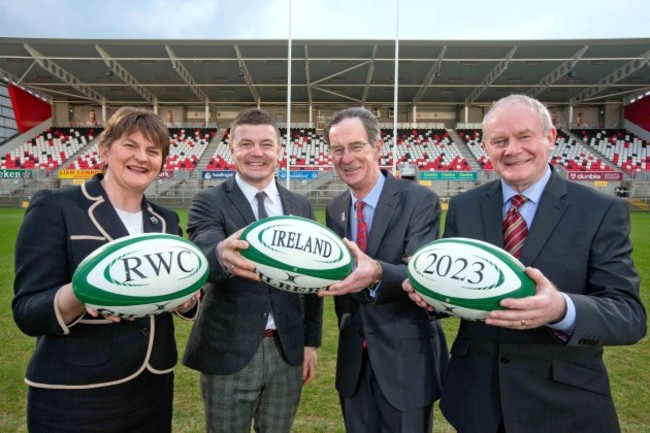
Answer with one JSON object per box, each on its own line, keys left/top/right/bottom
{"left": 520, "top": 172, "right": 568, "bottom": 264}
{"left": 330, "top": 191, "right": 352, "bottom": 239}
{"left": 480, "top": 181, "right": 504, "bottom": 247}
{"left": 277, "top": 182, "right": 295, "bottom": 216}
{"left": 82, "top": 176, "right": 128, "bottom": 241}
{"left": 366, "top": 172, "right": 397, "bottom": 257}
{"left": 225, "top": 177, "right": 257, "bottom": 225}
{"left": 142, "top": 204, "right": 167, "bottom": 233}
{"left": 83, "top": 175, "right": 169, "bottom": 239}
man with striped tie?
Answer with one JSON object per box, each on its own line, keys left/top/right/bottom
{"left": 404, "top": 94, "right": 646, "bottom": 433}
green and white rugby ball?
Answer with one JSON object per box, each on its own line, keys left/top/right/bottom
{"left": 240, "top": 215, "right": 353, "bottom": 293}
{"left": 72, "top": 233, "right": 208, "bottom": 318}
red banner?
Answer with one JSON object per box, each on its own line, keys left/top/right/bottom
{"left": 7, "top": 84, "right": 51, "bottom": 133}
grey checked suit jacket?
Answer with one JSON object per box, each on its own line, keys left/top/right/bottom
{"left": 440, "top": 167, "right": 647, "bottom": 433}
{"left": 326, "top": 170, "right": 448, "bottom": 412}
{"left": 182, "top": 176, "right": 323, "bottom": 375}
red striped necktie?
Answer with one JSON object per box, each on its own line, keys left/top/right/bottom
{"left": 503, "top": 194, "right": 528, "bottom": 258}
{"left": 355, "top": 199, "right": 369, "bottom": 349}
{"left": 355, "top": 200, "right": 368, "bottom": 253}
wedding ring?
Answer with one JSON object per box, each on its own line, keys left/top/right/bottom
{"left": 520, "top": 319, "right": 527, "bottom": 327}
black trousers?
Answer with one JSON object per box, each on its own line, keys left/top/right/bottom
{"left": 27, "top": 370, "right": 173, "bottom": 433}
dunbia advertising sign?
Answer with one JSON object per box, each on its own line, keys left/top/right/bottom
{"left": 567, "top": 171, "right": 623, "bottom": 181}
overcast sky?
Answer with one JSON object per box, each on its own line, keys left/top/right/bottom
{"left": 0, "top": 0, "right": 648, "bottom": 40}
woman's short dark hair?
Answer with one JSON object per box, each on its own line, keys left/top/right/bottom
{"left": 97, "top": 107, "right": 170, "bottom": 170}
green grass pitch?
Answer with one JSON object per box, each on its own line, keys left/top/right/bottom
{"left": 1, "top": 208, "right": 648, "bottom": 432}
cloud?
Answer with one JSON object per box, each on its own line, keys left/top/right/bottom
{"left": 121, "top": 0, "right": 222, "bottom": 39}
{"left": 0, "top": 0, "right": 648, "bottom": 40}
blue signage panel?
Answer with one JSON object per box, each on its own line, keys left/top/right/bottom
{"left": 202, "top": 170, "right": 236, "bottom": 179}
{"left": 277, "top": 170, "right": 319, "bottom": 180}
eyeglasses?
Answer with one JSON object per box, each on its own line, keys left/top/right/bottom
{"left": 330, "top": 141, "right": 370, "bottom": 157}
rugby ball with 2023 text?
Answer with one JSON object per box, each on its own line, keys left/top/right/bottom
{"left": 407, "top": 237, "right": 535, "bottom": 321}
{"left": 72, "top": 233, "right": 209, "bottom": 318}
{"left": 240, "top": 215, "right": 353, "bottom": 293}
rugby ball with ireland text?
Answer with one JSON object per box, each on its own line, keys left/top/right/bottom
{"left": 72, "top": 233, "right": 209, "bottom": 318}
{"left": 240, "top": 215, "right": 353, "bottom": 293}
{"left": 407, "top": 237, "right": 535, "bottom": 321}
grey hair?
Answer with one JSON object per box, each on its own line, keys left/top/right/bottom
{"left": 323, "top": 107, "right": 380, "bottom": 145}
{"left": 482, "top": 94, "right": 553, "bottom": 140}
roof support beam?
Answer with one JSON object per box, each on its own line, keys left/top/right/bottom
{"left": 312, "top": 86, "right": 361, "bottom": 103}
{"left": 304, "top": 45, "right": 313, "bottom": 106}
{"left": 570, "top": 49, "right": 650, "bottom": 104}
{"left": 234, "top": 45, "right": 260, "bottom": 104}
{"left": 361, "top": 46, "right": 378, "bottom": 104}
{"left": 165, "top": 45, "right": 207, "bottom": 103}
{"left": 527, "top": 45, "right": 588, "bottom": 98}
{"left": 465, "top": 46, "right": 517, "bottom": 105}
{"left": 24, "top": 43, "right": 103, "bottom": 102}
{"left": 311, "top": 61, "right": 370, "bottom": 86}
{"left": 413, "top": 46, "right": 447, "bottom": 105}
{"left": 96, "top": 45, "right": 156, "bottom": 104}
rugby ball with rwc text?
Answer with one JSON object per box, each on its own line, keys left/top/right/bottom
{"left": 72, "top": 233, "right": 209, "bottom": 318}
{"left": 407, "top": 237, "right": 535, "bottom": 321}
{"left": 240, "top": 215, "right": 353, "bottom": 293}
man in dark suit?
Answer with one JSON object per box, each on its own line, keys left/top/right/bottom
{"left": 319, "top": 107, "right": 448, "bottom": 433}
{"left": 405, "top": 94, "right": 646, "bottom": 433}
{"left": 183, "top": 108, "right": 323, "bottom": 433}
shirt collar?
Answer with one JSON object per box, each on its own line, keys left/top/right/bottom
{"left": 501, "top": 165, "right": 552, "bottom": 205}
{"left": 351, "top": 171, "right": 385, "bottom": 209}
{"left": 234, "top": 173, "right": 279, "bottom": 204}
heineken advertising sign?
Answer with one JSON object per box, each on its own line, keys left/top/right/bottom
{"left": 0, "top": 169, "right": 32, "bottom": 178}
{"left": 419, "top": 171, "right": 477, "bottom": 181}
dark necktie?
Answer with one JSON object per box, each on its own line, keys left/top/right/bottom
{"left": 355, "top": 200, "right": 368, "bottom": 253}
{"left": 256, "top": 191, "right": 268, "bottom": 220}
{"left": 503, "top": 194, "right": 527, "bottom": 258}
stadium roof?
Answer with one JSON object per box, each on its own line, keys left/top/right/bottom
{"left": 1, "top": 37, "right": 649, "bottom": 108}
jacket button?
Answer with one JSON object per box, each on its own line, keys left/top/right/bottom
{"left": 499, "top": 356, "right": 510, "bottom": 364}
{"left": 262, "top": 312, "right": 268, "bottom": 318}
{"left": 140, "top": 327, "right": 150, "bottom": 336}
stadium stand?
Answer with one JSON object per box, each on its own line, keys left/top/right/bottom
{"left": 164, "top": 128, "right": 216, "bottom": 171}
{"left": 573, "top": 129, "right": 649, "bottom": 173}
{"left": 457, "top": 129, "right": 492, "bottom": 169}
{"left": 205, "top": 128, "right": 333, "bottom": 170}
{"left": 380, "top": 128, "right": 471, "bottom": 170}
{"left": 67, "top": 127, "right": 216, "bottom": 171}
{"left": 457, "top": 128, "right": 614, "bottom": 172}
{"left": 281, "top": 128, "right": 332, "bottom": 168}
{"left": 551, "top": 129, "right": 612, "bottom": 171}
{"left": 205, "top": 128, "right": 234, "bottom": 170}
{"left": 1, "top": 127, "right": 100, "bottom": 171}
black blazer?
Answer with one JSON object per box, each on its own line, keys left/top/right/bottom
{"left": 326, "top": 171, "right": 448, "bottom": 411}
{"left": 13, "top": 174, "right": 184, "bottom": 388}
{"left": 182, "top": 176, "right": 323, "bottom": 375}
{"left": 440, "top": 168, "right": 647, "bottom": 433}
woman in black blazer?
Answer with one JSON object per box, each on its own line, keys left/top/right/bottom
{"left": 13, "top": 107, "right": 197, "bottom": 433}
